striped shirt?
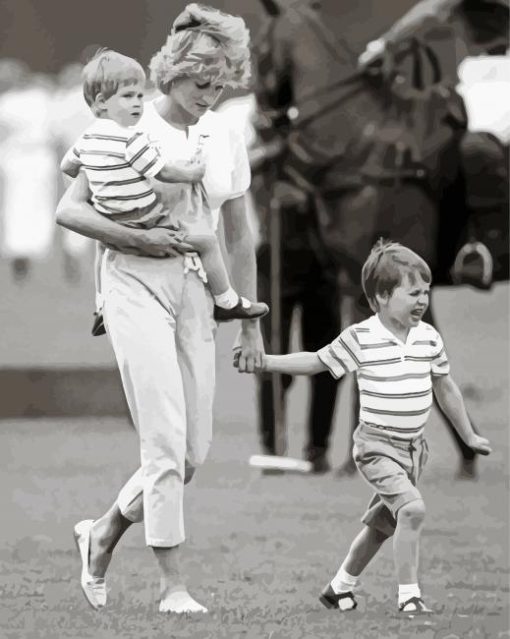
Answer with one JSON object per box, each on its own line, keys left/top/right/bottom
{"left": 317, "top": 315, "right": 450, "bottom": 438}
{"left": 63, "top": 118, "right": 166, "bottom": 215}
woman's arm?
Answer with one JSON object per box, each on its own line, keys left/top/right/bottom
{"left": 56, "top": 172, "right": 193, "bottom": 257}
{"left": 222, "top": 194, "right": 264, "bottom": 372}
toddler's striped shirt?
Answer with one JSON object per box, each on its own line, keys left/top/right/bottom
{"left": 317, "top": 314, "right": 449, "bottom": 438}
{"left": 63, "top": 118, "right": 165, "bottom": 215}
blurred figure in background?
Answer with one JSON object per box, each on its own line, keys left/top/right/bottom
{"left": 52, "top": 62, "right": 95, "bottom": 282}
{"left": 0, "top": 61, "right": 57, "bottom": 281}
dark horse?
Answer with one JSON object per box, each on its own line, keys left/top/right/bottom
{"left": 252, "top": 0, "right": 509, "bottom": 476}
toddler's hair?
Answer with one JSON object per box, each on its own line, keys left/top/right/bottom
{"left": 82, "top": 49, "right": 146, "bottom": 114}
{"left": 362, "top": 239, "right": 432, "bottom": 311}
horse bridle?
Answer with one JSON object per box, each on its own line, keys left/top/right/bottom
{"left": 255, "top": 0, "right": 446, "bottom": 131}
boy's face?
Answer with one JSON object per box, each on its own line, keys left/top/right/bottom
{"left": 101, "top": 80, "right": 145, "bottom": 127}
{"left": 379, "top": 272, "right": 430, "bottom": 329}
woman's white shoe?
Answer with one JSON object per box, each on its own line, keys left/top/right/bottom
{"left": 73, "top": 519, "right": 107, "bottom": 609}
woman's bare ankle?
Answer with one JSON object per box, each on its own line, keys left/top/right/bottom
{"left": 160, "top": 579, "right": 187, "bottom": 597}
{"left": 88, "top": 526, "right": 112, "bottom": 578}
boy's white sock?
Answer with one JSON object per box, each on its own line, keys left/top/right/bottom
{"left": 330, "top": 565, "right": 359, "bottom": 594}
{"left": 214, "top": 287, "right": 239, "bottom": 309}
{"left": 398, "top": 583, "right": 421, "bottom": 605}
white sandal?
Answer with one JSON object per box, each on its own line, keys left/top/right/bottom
{"left": 73, "top": 519, "right": 107, "bottom": 610}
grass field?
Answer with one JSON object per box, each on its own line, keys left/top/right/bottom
{"left": 0, "top": 280, "right": 508, "bottom": 639}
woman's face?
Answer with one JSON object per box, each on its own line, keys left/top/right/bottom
{"left": 170, "top": 76, "right": 225, "bottom": 119}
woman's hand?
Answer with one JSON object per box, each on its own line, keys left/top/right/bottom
{"left": 232, "top": 323, "right": 265, "bottom": 373}
{"left": 133, "top": 227, "right": 194, "bottom": 258}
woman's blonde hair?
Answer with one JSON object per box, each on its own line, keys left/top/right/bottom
{"left": 149, "top": 3, "right": 251, "bottom": 94}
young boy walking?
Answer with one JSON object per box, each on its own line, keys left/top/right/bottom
{"left": 235, "top": 239, "right": 491, "bottom": 614}
{"left": 60, "top": 49, "right": 268, "bottom": 333}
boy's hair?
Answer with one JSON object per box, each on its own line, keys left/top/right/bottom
{"left": 362, "top": 239, "right": 432, "bottom": 312}
{"left": 82, "top": 49, "right": 146, "bottom": 114}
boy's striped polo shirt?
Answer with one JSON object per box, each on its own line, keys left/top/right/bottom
{"left": 63, "top": 118, "right": 166, "bottom": 215}
{"left": 317, "top": 314, "right": 450, "bottom": 439}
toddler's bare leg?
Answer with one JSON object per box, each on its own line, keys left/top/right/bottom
{"left": 185, "top": 232, "right": 269, "bottom": 319}
{"left": 322, "top": 525, "right": 390, "bottom": 610}
{"left": 186, "top": 233, "right": 232, "bottom": 296}
{"left": 342, "top": 525, "right": 390, "bottom": 576}
{"left": 393, "top": 499, "right": 426, "bottom": 584}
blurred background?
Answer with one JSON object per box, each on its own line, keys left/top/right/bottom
{"left": 0, "top": 0, "right": 508, "bottom": 426}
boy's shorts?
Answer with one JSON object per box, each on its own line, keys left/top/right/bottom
{"left": 353, "top": 421, "right": 429, "bottom": 537}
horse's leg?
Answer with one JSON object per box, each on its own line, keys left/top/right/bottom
{"left": 257, "top": 242, "right": 296, "bottom": 455}
{"left": 301, "top": 256, "right": 341, "bottom": 472}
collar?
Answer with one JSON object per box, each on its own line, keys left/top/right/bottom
{"left": 371, "top": 314, "right": 419, "bottom": 346}
{"left": 91, "top": 117, "right": 132, "bottom": 134}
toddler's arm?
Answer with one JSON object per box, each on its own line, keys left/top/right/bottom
{"left": 126, "top": 131, "right": 205, "bottom": 184}
{"left": 433, "top": 374, "right": 492, "bottom": 455}
{"left": 234, "top": 350, "right": 328, "bottom": 376}
{"left": 155, "top": 158, "right": 206, "bottom": 184}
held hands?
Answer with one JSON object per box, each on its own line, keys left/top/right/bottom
{"left": 233, "top": 349, "right": 266, "bottom": 373}
{"left": 466, "top": 435, "right": 492, "bottom": 456}
{"left": 232, "top": 325, "right": 265, "bottom": 373}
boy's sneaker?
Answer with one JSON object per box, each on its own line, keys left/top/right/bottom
{"left": 319, "top": 584, "right": 357, "bottom": 611}
{"left": 91, "top": 312, "right": 106, "bottom": 337}
{"left": 214, "top": 298, "right": 269, "bottom": 322}
{"left": 399, "top": 596, "right": 433, "bottom": 615}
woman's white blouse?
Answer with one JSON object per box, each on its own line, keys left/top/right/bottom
{"left": 138, "top": 100, "right": 251, "bottom": 230}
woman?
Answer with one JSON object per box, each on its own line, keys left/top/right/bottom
{"left": 56, "top": 4, "right": 263, "bottom": 614}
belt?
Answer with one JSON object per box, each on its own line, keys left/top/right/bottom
{"left": 361, "top": 421, "right": 425, "bottom": 444}
{"left": 105, "top": 199, "right": 164, "bottom": 225}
